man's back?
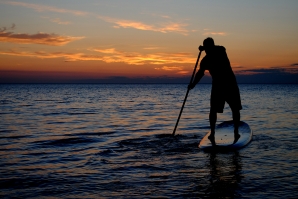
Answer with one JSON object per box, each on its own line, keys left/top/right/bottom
{"left": 200, "top": 45, "right": 237, "bottom": 85}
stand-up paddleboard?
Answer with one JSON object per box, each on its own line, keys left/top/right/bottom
{"left": 199, "top": 121, "right": 252, "bottom": 151}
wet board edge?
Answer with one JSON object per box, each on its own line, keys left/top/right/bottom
{"left": 198, "top": 121, "right": 253, "bottom": 151}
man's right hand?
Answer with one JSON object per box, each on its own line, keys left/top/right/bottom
{"left": 199, "top": 45, "right": 205, "bottom": 51}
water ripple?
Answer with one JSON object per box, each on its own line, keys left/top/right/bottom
{"left": 0, "top": 84, "right": 297, "bottom": 198}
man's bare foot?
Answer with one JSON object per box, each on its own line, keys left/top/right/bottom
{"left": 208, "top": 133, "right": 216, "bottom": 146}
{"left": 233, "top": 133, "right": 240, "bottom": 144}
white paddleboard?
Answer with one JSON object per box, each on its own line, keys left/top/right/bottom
{"left": 199, "top": 121, "right": 252, "bottom": 150}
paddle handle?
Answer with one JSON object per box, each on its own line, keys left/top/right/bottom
{"left": 172, "top": 50, "right": 202, "bottom": 136}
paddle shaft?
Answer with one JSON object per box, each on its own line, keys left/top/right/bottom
{"left": 172, "top": 50, "right": 202, "bottom": 136}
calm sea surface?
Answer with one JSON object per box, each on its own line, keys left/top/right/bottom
{"left": 0, "top": 84, "right": 297, "bottom": 199}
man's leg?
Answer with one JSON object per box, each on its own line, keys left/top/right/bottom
{"left": 209, "top": 109, "right": 217, "bottom": 137}
{"left": 232, "top": 109, "right": 241, "bottom": 143}
{"left": 232, "top": 109, "right": 240, "bottom": 132}
{"left": 208, "top": 109, "right": 217, "bottom": 146}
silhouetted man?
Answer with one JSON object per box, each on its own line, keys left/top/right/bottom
{"left": 188, "top": 37, "right": 242, "bottom": 144}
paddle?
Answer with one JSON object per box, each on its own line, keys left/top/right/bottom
{"left": 172, "top": 49, "right": 202, "bottom": 136}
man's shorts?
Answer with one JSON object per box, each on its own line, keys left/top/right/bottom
{"left": 210, "top": 84, "right": 242, "bottom": 113}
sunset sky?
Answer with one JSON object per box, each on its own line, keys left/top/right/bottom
{"left": 1, "top": 0, "right": 298, "bottom": 83}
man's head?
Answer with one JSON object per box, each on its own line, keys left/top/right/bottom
{"left": 203, "top": 37, "right": 215, "bottom": 54}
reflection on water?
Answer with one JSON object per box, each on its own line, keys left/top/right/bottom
{"left": 0, "top": 84, "right": 297, "bottom": 198}
{"left": 206, "top": 152, "right": 242, "bottom": 198}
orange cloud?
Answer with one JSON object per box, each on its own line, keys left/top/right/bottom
{"left": 93, "top": 48, "right": 118, "bottom": 54}
{"left": 49, "top": 18, "right": 72, "bottom": 25}
{"left": 143, "top": 47, "right": 161, "bottom": 50}
{"left": 92, "top": 48, "right": 195, "bottom": 65}
{"left": 203, "top": 28, "right": 227, "bottom": 36}
{"left": 2, "top": 1, "right": 88, "bottom": 16}
{"left": 234, "top": 70, "right": 262, "bottom": 75}
{"left": 203, "top": 32, "right": 227, "bottom": 36}
{"left": 0, "top": 31, "right": 84, "bottom": 46}
{"left": 98, "top": 16, "right": 189, "bottom": 35}
{"left": 145, "top": 13, "right": 172, "bottom": 19}
{"left": 154, "top": 66, "right": 190, "bottom": 75}
{"left": 1, "top": 48, "right": 197, "bottom": 65}
{"left": 154, "top": 66, "right": 184, "bottom": 71}
{"left": 177, "top": 71, "right": 189, "bottom": 75}
{"left": 0, "top": 50, "right": 103, "bottom": 62}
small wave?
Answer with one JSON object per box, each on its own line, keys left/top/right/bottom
{"left": 42, "top": 112, "right": 64, "bottom": 116}
{"left": 68, "top": 112, "right": 97, "bottom": 115}
{"left": 0, "top": 134, "right": 29, "bottom": 139}
{"left": 253, "top": 134, "right": 275, "bottom": 141}
{"left": 34, "top": 99, "right": 57, "bottom": 102}
{"left": 0, "top": 175, "right": 79, "bottom": 197}
{"left": 72, "top": 131, "right": 117, "bottom": 137}
{"left": 0, "top": 100, "right": 14, "bottom": 104}
{"left": 97, "top": 149, "right": 117, "bottom": 156}
{"left": 33, "top": 137, "right": 96, "bottom": 147}
{"left": 118, "top": 137, "right": 148, "bottom": 147}
{"left": 165, "top": 142, "right": 199, "bottom": 153}
{"left": 0, "top": 129, "right": 17, "bottom": 133}
{"left": 116, "top": 134, "right": 200, "bottom": 157}
{"left": 128, "top": 128, "right": 158, "bottom": 133}
{"left": 18, "top": 104, "right": 33, "bottom": 107}
{"left": 155, "top": 134, "right": 175, "bottom": 139}
{"left": 42, "top": 111, "right": 97, "bottom": 116}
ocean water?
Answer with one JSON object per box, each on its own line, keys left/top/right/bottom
{"left": 0, "top": 84, "right": 297, "bottom": 199}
